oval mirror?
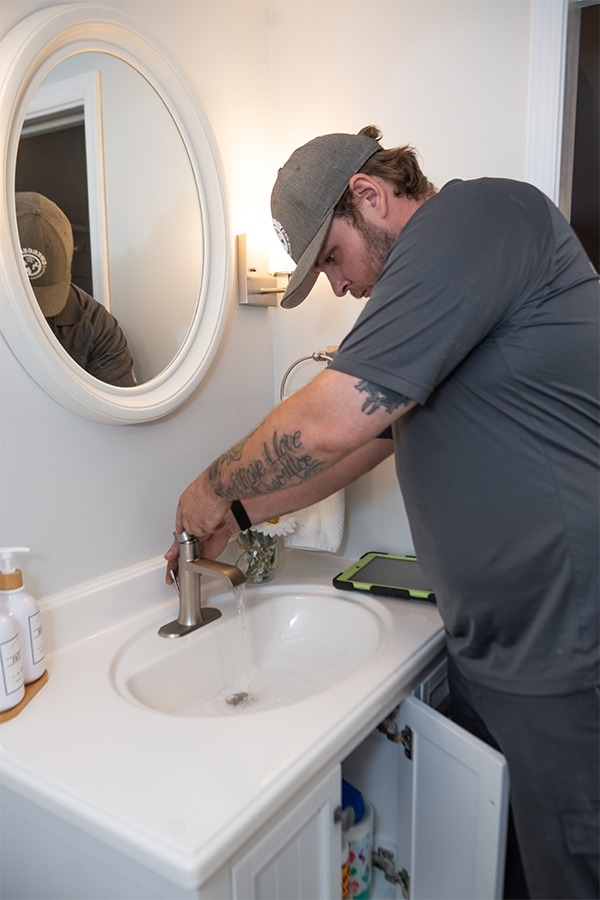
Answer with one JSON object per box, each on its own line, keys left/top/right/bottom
{"left": 0, "top": 5, "right": 230, "bottom": 424}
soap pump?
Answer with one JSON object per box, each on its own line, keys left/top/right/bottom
{"left": 0, "top": 548, "right": 46, "bottom": 684}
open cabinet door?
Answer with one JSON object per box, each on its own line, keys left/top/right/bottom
{"left": 396, "top": 695, "right": 509, "bottom": 900}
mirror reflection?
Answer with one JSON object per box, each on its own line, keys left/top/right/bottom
{"left": 15, "top": 52, "right": 204, "bottom": 384}
{"left": 16, "top": 191, "right": 137, "bottom": 386}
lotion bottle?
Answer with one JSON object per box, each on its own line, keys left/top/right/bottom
{"left": 0, "top": 548, "right": 46, "bottom": 684}
{"left": 0, "top": 602, "right": 24, "bottom": 711}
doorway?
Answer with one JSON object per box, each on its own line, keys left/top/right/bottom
{"left": 563, "top": 1, "right": 599, "bottom": 270}
{"left": 16, "top": 113, "right": 94, "bottom": 296}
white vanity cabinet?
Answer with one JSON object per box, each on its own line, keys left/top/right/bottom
{"left": 0, "top": 657, "right": 507, "bottom": 900}
{"left": 0, "top": 555, "right": 508, "bottom": 900}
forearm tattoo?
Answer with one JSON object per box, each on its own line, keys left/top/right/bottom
{"left": 207, "top": 381, "right": 409, "bottom": 501}
{"left": 208, "top": 431, "right": 325, "bottom": 500}
{"left": 355, "top": 380, "right": 411, "bottom": 415}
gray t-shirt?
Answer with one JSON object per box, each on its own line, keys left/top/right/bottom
{"left": 47, "top": 284, "right": 136, "bottom": 387}
{"left": 330, "top": 178, "right": 599, "bottom": 695}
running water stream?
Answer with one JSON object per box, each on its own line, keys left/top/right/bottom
{"left": 200, "top": 585, "right": 319, "bottom": 715}
{"left": 231, "top": 583, "right": 253, "bottom": 703}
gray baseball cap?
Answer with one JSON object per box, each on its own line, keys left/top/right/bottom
{"left": 271, "top": 130, "right": 382, "bottom": 308}
{"left": 16, "top": 191, "right": 74, "bottom": 317}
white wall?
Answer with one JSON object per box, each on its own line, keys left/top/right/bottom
{"left": 0, "top": 0, "right": 546, "bottom": 599}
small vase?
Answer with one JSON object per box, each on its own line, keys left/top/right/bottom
{"left": 236, "top": 531, "right": 279, "bottom": 583}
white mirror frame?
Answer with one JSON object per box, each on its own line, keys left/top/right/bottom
{"left": 0, "top": 4, "right": 231, "bottom": 424}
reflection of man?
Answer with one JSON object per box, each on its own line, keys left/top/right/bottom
{"left": 16, "top": 192, "right": 136, "bottom": 387}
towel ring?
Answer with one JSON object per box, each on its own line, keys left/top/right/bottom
{"left": 279, "top": 348, "right": 338, "bottom": 401}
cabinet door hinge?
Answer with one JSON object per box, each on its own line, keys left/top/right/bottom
{"left": 373, "top": 847, "right": 410, "bottom": 898}
{"left": 377, "top": 712, "right": 413, "bottom": 759}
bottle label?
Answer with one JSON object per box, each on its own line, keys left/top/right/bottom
{"left": 0, "top": 633, "right": 24, "bottom": 694}
{"left": 28, "top": 610, "right": 45, "bottom": 665}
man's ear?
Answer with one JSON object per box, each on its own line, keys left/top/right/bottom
{"left": 348, "top": 174, "right": 388, "bottom": 218}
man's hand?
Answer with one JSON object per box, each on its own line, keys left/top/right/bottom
{"left": 164, "top": 504, "right": 238, "bottom": 585}
{"left": 175, "top": 471, "right": 231, "bottom": 539}
{"left": 164, "top": 541, "right": 179, "bottom": 586}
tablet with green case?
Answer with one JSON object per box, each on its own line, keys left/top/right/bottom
{"left": 333, "top": 552, "right": 436, "bottom": 603}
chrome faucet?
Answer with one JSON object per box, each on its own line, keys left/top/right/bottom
{"left": 159, "top": 531, "right": 246, "bottom": 638}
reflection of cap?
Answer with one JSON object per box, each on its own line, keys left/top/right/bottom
{"left": 16, "top": 192, "right": 73, "bottom": 317}
{"left": 270, "top": 131, "right": 382, "bottom": 309}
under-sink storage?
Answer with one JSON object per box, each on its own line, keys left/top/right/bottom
{"left": 342, "top": 656, "right": 509, "bottom": 900}
{"left": 221, "top": 655, "right": 509, "bottom": 900}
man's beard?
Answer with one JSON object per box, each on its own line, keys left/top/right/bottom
{"left": 350, "top": 216, "right": 397, "bottom": 298}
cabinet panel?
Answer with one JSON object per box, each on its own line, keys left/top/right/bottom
{"left": 231, "top": 765, "right": 341, "bottom": 900}
{"left": 343, "top": 670, "right": 508, "bottom": 900}
{"left": 396, "top": 695, "right": 508, "bottom": 899}
{"left": 0, "top": 785, "right": 225, "bottom": 899}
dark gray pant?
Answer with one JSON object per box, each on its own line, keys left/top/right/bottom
{"left": 447, "top": 657, "right": 599, "bottom": 900}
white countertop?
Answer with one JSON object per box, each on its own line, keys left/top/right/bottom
{"left": 0, "top": 550, "right": 444, "bottom": 890}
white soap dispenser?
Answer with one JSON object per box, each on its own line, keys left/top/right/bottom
{"left": 0, "top": 598, "right": 24, "bottom": 712}
{"left": 0, "top": 548, "right": 46, "bottom": 684}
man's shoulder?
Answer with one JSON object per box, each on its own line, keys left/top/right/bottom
{"left": 428, "top": 177, "right": 552, "bottom": 234}
{"left": 441, "top": 176, "right": 543, "bottom": 202}
{"left": 71, "top": 283, "right": 117, "bottom": 324}
{"left": 71, "top": 282, "right": 103, "bottom": 311}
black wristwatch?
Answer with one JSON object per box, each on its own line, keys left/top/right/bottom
{"left": 230, "top": 500, "right": 252, "bottom": 531}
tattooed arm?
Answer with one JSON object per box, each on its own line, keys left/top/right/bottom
{"left": 171, "top": 367, "right": 414, "bottom": 548}
{"left": 169, "top": 436, "right": 395, "bottom": 568}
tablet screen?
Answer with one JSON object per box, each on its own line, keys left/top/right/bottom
{"left": 352, "top": 556, "right": 432, "bottom": 590}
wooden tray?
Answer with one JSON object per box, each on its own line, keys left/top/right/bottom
{"left": 0, "top": 670, "right": 48, "bottom": 723}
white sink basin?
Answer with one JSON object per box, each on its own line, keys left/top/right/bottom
{"left": 112, "top": 587, "right": 384, "bottom": 716}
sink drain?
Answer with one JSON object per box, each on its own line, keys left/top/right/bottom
{"left": 226, "top": 691, "right": 251, "bottom": 706}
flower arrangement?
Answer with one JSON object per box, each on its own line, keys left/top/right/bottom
{"left": 250, "top": 515, "right": 297, "bottom": 539}
{"left": 236, "top": 514, "right": 297, "bottom": 583}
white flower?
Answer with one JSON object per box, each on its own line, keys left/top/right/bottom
{"left": 250, "top": 514, "right": 297, "bottom": 538}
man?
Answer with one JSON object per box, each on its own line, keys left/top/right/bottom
{"left": 166, "top": 126, "right": 599, "bottom": 899}
{"left": 16, "top": 192, "right": 136, "bottom": 386}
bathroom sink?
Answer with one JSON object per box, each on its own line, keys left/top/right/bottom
{"left": 112, "top": 587, "right": 384, "bottom": 716}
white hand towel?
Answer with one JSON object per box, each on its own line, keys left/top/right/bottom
{"left": 283, "top": 490, "right": 345, "bottom": 553}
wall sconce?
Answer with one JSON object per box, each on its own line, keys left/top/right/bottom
{"left": 237, "top": 234, "right": 291, "bottom": 306}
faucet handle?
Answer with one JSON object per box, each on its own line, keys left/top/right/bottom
{"left": 175, "top": 530, "right": 196, "bottom": 544}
